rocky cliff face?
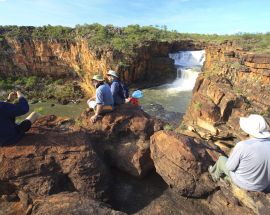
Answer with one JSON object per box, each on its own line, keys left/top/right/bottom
{"left": 183, "top": 41, "right": 270, "bottom": 149}
{"left": 0, "top": 36, "right": 203, "bottom": 96}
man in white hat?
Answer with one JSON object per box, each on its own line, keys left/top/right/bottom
{"left": 107, "top": 70, "right": 125, "bottom": 106}
{"left": 209, "top": 114, "right": 270, "bottom": 192}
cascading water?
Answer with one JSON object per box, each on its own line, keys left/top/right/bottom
{"left": 165, "top": 50, "right": 205, "bottom": 92}
{"left": 141, "top": 50, "right": 205, "bottom": 118}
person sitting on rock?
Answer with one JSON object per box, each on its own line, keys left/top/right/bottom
{"left": 208, "top": 114, "right": 270, "bottom": 192}
{"left": 0, "top": 91, "right": 40, "bottom": 146}
{"left": 87, "top": 74, "right": 114, "bottom": 123}
{"left": 106, "top": 70, "right": 125, "bottom": 106}
{"left": 126, "top": 90, "right": 143, "bottom": 106}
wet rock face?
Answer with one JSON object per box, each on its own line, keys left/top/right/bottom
{"left": 78, "top": 104, "right": 164, "bottom": 178}
{"left": 150, "top": 131, "right": 220, "bottom": 197}
{"left": 0, "top": 115, "right": 110, "bottom": 201}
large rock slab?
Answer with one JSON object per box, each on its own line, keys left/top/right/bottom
{"left": 78, "top": 104, "right": 163, "bottom": 178}
{"left": 30, "top": 192, "right": 125, "bottom": 215}
{"left": 0, "top": 115, "right": 110, "bottom": 202}
{"left": 150, "top": 131, "right": 221, "bottom": 197}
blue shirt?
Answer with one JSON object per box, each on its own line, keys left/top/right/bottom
{"left": 0, "top": 97, "right": 29, "bottom": 146}
{"left": 226, "top": 138, "right": 270, "bottom": 191}
{"left": 96, "top": 83, "right": 114, "bottom": 106}
{"left": 110, "top": 80, "right": 125, "bottom": 105}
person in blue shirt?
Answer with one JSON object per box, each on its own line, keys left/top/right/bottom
{"left": 107, "top": 70, "right": 125, "bottom": 106}
{"left": 87, "top": 74, "right": 114, "bottom": 123}
{"left": 0, "top": 91, "right": 40, "bottom": 146}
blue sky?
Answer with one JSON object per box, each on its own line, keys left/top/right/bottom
{"left": 0, "top": 0, "right": 269, "bottom": 34}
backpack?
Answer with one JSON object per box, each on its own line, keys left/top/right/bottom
{"left": 121, "top": 83, "right": 129, "bottom": 99}
{"left": 113, "top": 80, "right": 129, "bottom": 99}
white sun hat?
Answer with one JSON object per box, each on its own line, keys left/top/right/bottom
{"left": 107, "top": 70, "right": 119, "bottom": 78}
{"left": 239, "top": 114, "right": 270, "bottom": 139}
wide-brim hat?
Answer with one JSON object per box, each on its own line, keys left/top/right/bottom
{"left": 107, "top": 70, "right": 119, "bottom": 78}
{"left": 92, "top": 74, "right": 104, "bottom": 82}
{"left": 132, "top": 90, "right": 143, "bottom": 99}
{"left": 239, "top": 114, "right": 270, "bottom": 139}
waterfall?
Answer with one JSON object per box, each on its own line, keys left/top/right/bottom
{"left": 169, "top": 50, "right": 205, "bottom": 67}
{"left": 165, "top": 50, "right": 205, "bottom": 92}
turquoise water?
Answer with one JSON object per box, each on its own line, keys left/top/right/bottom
{"left": 140, "top": 87, "right": 192, "bottom": 113}
{"left": 19, "top": 100, "right": 88, "bottom": 120}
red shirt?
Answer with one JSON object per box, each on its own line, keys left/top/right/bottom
{"left": 129, "top": 97, "right": 139, "bottom": 106}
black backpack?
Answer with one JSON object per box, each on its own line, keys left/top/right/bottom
{"left": 115, "top": 80, "right": 129, "bottom": 99}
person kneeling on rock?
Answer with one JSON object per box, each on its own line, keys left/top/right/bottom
{"left": 0, "top": 91, "right": 40, "bottom": 146}
{"left": 208, "top": 114, "right": 270, "bottom": 192}
{"left": 87, "top": 74, "right": 114, "bottom": 123}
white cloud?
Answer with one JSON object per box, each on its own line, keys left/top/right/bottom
{"left": 0, "top": 0, "right": 7, "bottom": 2}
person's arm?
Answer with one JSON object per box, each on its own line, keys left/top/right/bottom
{"left": 90, "top": 88, "right": 103, "bottom": 123}
{"left": 2, "top": 92, "right": 29, "bottom": 118}
{"left": 226, "top": 143, "right": 242, "bottom": 172}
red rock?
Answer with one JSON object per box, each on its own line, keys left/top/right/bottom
{"left": 78, "top": 104, "right": 163, "bottom": 178}
{"left": 150, "top": 131, "right": 218, "bottom": 197}
{"left": 0, "top": 115, "right": 110, "bottom": 201}
{"left": 31, "top": 192, "right": 125, "bottom": 215}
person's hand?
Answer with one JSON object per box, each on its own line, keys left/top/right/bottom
{"left": 90, "top": 114, "right": 102, "bottom": 123}
{"left": 16, "top": 91, "right": 24, "bottom": 98}
{"left": 7, "top": 92, "right": 16, "bottom": 101}
{"left": 90, "top": 115, "right": 98, "bottom": 123}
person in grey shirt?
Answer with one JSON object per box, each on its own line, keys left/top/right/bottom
{"left": 209, "top": 114, "right": 270, "bottom": 192}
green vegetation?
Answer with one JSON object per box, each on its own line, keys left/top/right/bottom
{"left": 1, "top": 24, "right": 270, "bottom": 54}
{"left": 164, "top": 124, "right": 174, "bottom": 131}
{"left": 194, "top": 101, "right": 202, "bottom": 111}
{"left": 34, "top": 107, "right": 46, "bottom": 115}
{"left": 0, "top": 76, "right": 83, "bottom": 102}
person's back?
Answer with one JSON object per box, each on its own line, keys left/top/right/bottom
{"left": 227, "top": 138, "right": 270, "bottom": 191}
{"left": 0, "top": 96, "right": 29, "bottom": 145}
{"left": 110, "top": 80, "right": 125, "bottom": 105}
{"left": 96, "top": 83, "right": 114, "bottom": 106}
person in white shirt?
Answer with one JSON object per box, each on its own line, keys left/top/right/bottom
{"left": 209, "top": 114, "right": 270, "bottom": 192}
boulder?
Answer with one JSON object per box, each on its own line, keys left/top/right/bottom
{"left": 0, "top": 115, "right": 111, "bottom": 202}
{"left": 150, "top": 131, "right": 221, "bottom": 197}
{"left": 30, "top": 192, "right": 125, "bottom": 215}
{"left": 78, "top": 104, "right": 163, "bottom": 178}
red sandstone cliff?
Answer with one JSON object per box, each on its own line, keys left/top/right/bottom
{"left": 0, "top": 36, "right": 203, "bottom": 96}
{"left": 183, "top": 41, "right": 270, "bottom": 150}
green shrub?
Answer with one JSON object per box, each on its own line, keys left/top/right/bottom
{"left": 164, "top": 124, "right": 174, "bottom": 131}
{"left": 25, "top": 76, "right": 38, "bottom": 89}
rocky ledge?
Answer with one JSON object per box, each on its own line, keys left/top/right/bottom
{"left": 1, "top": 104, "right": 270, "bottom": 215}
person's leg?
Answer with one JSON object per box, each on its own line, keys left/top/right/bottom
{"left": 16, "top": 120, "right": 32, "bottom": 133}
{"left": 209, "top": 156, "right": 230, "bottom": 181}
{"left": 87, "top": 100, "right": 97, "bottom": 110}
{"left": 26, "top": 112, "right": 40, "bottom": 124}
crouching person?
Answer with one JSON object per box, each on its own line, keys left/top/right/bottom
{"left": 0, "top": 91, "right": 40, "bottom": 146}
{"left": 87, "top": 74, "right": 114, "bottom": 123}
{"left": 209, "top": 114, "right": 270, "bottom": 192}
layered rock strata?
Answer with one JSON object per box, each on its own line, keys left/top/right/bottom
{"left": 183, "top": 41, "right": 270, "bottom": 147}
